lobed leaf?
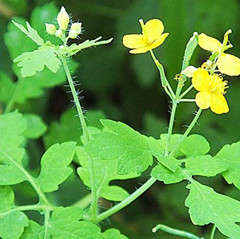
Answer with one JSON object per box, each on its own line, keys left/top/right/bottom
{"left": 77, "top": 146, "right": 138, "bottom": 201}
{"left": 151, "top": 164, "right": 185, "bottom": 184}
{"left": 214, "top": 141, "right": 240, "bottom": 190}
{"left": 185, "top": 155, "right": 228, "bottom": 177}
{"left": 0, "top": 112, "right": 27, "bottom": 185}
{"left": 186, "top": 181, "right": 240, "bottom": 238}
{"left": 14, "top": 45, "right": 61, "bottom": 77}
{"left": 103, "top": 229, "right": 128, "bottom": 239}
{"left": 86, "top": 119, "right": 153, "bottom": 174}
{"left": 12, "top": 20, "right": 44, "bottom": 46}
{"left": 21, "top": 220, "right": 44, "bottom": 239}
{"left": 49, "top": 207, "right": 104, "bottom": 239}
{"left": 0, "top": 186, "right": 29, "bottom": 239}
{"left": 37, "top": 142, "right": 76, "bottom": 193}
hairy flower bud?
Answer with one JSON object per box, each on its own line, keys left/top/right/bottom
{"left": 45, "top": 24, "right": 56, "bottom": 35}
{"left": 57, "top": 6, "right": 69, "bottom": 31}
{"left": 68, "top": 22, "right": 82, "bottom": 39}
{"left": 181, "top": 66, "right": 197, "bottom": 78}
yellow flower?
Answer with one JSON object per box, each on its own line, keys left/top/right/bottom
{"left": 192, "top": 68, "right": 229, "bottom": 114}
{"left": 198, "top": 30, "right": 240, "bottom": 76}
{"left": 122, "top": 19, "right": 169, "bottom": 54}
{"left": 57, "top": 6, "right": 70, "bottom": 31}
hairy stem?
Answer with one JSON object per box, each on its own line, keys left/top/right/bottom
{"left": 152, "top": 224, "right": 203, "bottom": 239}
{"left": 96, "top": 177, "right": 156, "bottom": 223}
{"left": 44, "top": 209, "right": 50, "bottom": 239}
{"left": 170, "top": 108, "right": 202, "bottom": 156}
{"left": 60, "top": 55, "right": 98, "bottom": 222}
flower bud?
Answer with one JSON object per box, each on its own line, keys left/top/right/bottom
{"left": 45, "top": 24, "right": 56, "bottom": 35}
{"left": 57, "top": 6, "right": 69, "bottom": 31}
{"left": 181, "top": 66, "right": 197, "bottom": 78}
{"left": 68, "top": 22, "right": 82, "bottom": 39}
{"left": 55, "top": 29, "right": 63, "bottom": 38}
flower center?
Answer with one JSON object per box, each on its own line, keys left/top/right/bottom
{"left": 209, "top": 74, "right": 228, "bottom": 94}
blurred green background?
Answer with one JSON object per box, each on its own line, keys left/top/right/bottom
{"left": 1, "top": 0, "right": 240, "bottom": 238}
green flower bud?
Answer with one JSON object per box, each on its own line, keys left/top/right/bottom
{"left": 45, "top": 24, "right": 56, "bottom": 35}
{"left": 57, "top": 6, "right": 69, "bottom": 31}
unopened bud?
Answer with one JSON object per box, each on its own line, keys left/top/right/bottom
{"left": 69, "top": 22, "right": 82, "bottom": 39}
{"left": 181, "top": 66, "right": 197, "bottom": 78}
{"left": 45, "top": 24, "right": 56, "bottom": 35}
{"left": 57, "top": 6, "right": 69, "bottom": 31}
{"left": 55, "top": 29, "right": 63, "bottom": 38}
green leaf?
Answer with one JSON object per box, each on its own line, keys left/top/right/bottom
{"left": 186, "top": 182, "right": 240, "bottom": 238}
{"left": 103, "top": 229, "right": 128, "bottom": 239}
{"left": 37, "top": 142, "right": 76, "bottom": 193}
{"left": 14, "top": 45, "right": 61, "bottom": 77}
{"left": 215, "top": 142, "right": 240, "bottom": 190}
{"left": 185, "top": 155, "right": 228, "bottom": 177}
{"left": 23, "top": 114, "right": 47, "bottom": 139}
{"left": 60, "top": 38, "right": 113, "bottom": 57}
{"left": 0, "top": 186, "right": 29, "bottom": 239}
{"left": 49, "top": 207, "right": 104, "bottom": 239}
{"left": 44, "top": 109, "right": 106, "bottom": 148}
{"left": 156, "top": 155, "right": 180, "bottom": 172}
{"left": 86, "top": 120, "right": 153, "bottom": 174}
{"left": 0, "top": 72, "right": 15, "bottom": 103}
{"left": 12, "top": 20, "right": 44, "bottom": 46}
{"left": 21, "top": 220, "right": 44, "bottom": 239}
{"left": 0, "top": 112, "right": 27, "bottom": 185}
{"left": 178, "top": 134, "right": 210, "bottom": 157}
{"left": 77, "top": 146, "right": 138, "bottom": 201}
{"left": 151, "top": 164, "right": 185, "bottom": 184}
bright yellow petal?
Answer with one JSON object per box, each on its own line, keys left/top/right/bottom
{"left": 122, "top": 34, "right": 147, "bottom": 49}
{"left": 217, "top": 53, "right": 240, "bottom": 76}
{"left": 198, "top": 33, "right": 222, "bottom": 52}
{"left": 195, "top": 91, "right": 212, "bottom": 109}
{"left": 210, "top": 94, "right": 229, "bottom": 114}
{"left": 192, "top": 68, "right": 211, "bottom": 92}
{"left": 129, "top": 45, "right": 153, "bottom": 54}
{"left": 144, "top": 19, "right": 164, "bottom": 43}
{"left": 150, "top": 33, "right": 169, "bottom": 49}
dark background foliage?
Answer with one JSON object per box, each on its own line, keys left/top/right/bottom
{"left": 0, "top": 0, "right": 240, "bottom": 238}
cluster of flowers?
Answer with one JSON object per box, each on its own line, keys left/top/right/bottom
{"left": 46, "top": 7, "right": 82, "bottom": 40}
{"left": 123, "top": 19, "right": 240, "bottom": 114}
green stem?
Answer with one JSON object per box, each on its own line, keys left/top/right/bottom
{"left": 170, "top": 108, "right": 202, "bottom": 156}
{"left": 150, "top": 50, "right": 175, "bottom": 98}
{"left": 152, "top": 224, "right": 203, "bottom": 239}
{"left": 178, "top": 99, "right": 195, "bottom": 103}
{"left": 0, "top": 204, "right": 53, "bottom": 217}
{"left": 60, "top": 55, "right": 98, "bottom": 222}
{"left": 72, "top": 193, "right": 92, "bottom": 209}
{"left": 0, "top": 149, "right": 51, "bottom": 206}
{"left": 179, "top": 85, "right": 194, "bottom": 99}
{"left": 165, "top": 100, "right": 177, "bottom": 155}
{"left": 96, "top": 177, "right": 156, "bottom": 223}
{"left": 210, "top": 225, "right": 216, "bottom": 239}
{"left": 44, "top": 209, "right": 50, "bottom": 239}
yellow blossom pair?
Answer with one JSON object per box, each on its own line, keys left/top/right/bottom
{"left": 123, "top": 19, "right": 169, "bottom": 54}
{"left": 198, "top": 30, "right": 240, "bottom": 76}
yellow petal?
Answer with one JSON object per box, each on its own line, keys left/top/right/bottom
{"left": 198, "top": 33, "right": 222, "bottom": 52}
{"left": 144, "top": 19, "right": 164, "bottom": 43}
{"left": 129, "top": 45, "right": 153, "bottom": 54}
{"left": 123, "top": 34, "right": 147, "bottom": 49}
{"left": 150, "top": 33, "right": 169, "bottom": 48}
{"left": 210, "top": 94, "right": 229, "bottom": 114}
{"left": 217, "top": 53, "right": 240, "bottom": 76}
{"left": 195, "top": 91, "right": 212, "bottom": 109}
{"left": 192, "top": 68, "right": 211, "bottom": 92}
